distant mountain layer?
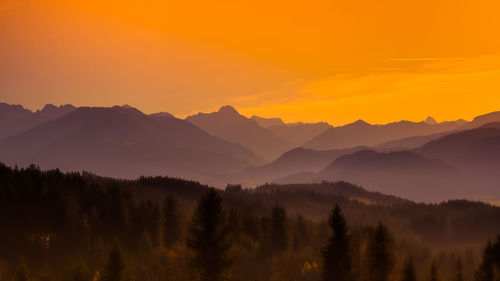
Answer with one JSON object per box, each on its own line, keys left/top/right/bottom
{"left": 251, "top": 115, "right": 286, "bottom": 128}
{"left": 375, "top": 131, "right": 455, "bottom": 150}
{"left": 416, "top": 124, "right": 500, "bottom": 176}
{"left": 186, "top": 106, "right": 293, "bottom": 160}
{"left": 461, "top": 111, "right": 500, "bottom": 129}
{"left": 251, "top": 115, "right": 331, "bottom": 146}
{"left": 236, "top": 146, "right": 366, "bottom": 185}
{"left": 303, "top": 118, "right": 466, "bottom": 150}
{"left": 0, "top": 106, "right": 260, "bottom": 183}
{"left": 256, "top": 181, "right": 410, "bottom": 205}
{"left": 3, "top": 102, "right": 500, "bottom": 203}
{"left": 375, "top": 113, "right": 500, "bottom": 150}
{"left": 0, "top": 103, "right": 76, "bottom": 140}
{"left": 316, "top": 150, "right": 462, "bottom": 202}
{"left": 277, "top": 123, "right": 500, "bottom": 202}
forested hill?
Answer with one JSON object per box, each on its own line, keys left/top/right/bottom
{"left": 2, "top": 163, "right": 500, "bottom": 281}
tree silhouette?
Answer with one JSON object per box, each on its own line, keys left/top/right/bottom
{"left": 270, "top": 204, "right": 287, "bottom": 254}
{"left": 401, "top": 256, "right": 417, "bottom": 281}
{"left": 322, "top": 205, "right": 352, "bottom": 281}
{"left": 186, "top": 188, "right": 232, "bottom": 281}
{"left": 429, "top": 260, "right": 440, "bottom": 281}
{"left": 476, "top": 242, "right": 495, "bottom": 281}
{"left": 163, "top": 195, "right": 182, "bottom": 248}
{"left": 367, "top": 222, "right": 395, "bottom": 281}
{"left": 102, "top": 242, "right": 126, "bottom": 281}
{"left": 455, "top": 258, "right": 465, "bottom": 281}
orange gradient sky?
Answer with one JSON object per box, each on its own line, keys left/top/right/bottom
{"left": 1, "top": 0, "right": 500, "bottom": 125}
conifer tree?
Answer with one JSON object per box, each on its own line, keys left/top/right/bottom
{"left": 164, "top": 195, "right": 182, "bottom": 248}
{"left": 102, "top": 242, "right": 126, "bottom": 281}
{"left": 150, "top": 203, "right": 161, "bottom": 248}
{"left": 367, "top": 222, "right": 395, "bottom": 281}
{"left": 455, "top": 258, "right": 465, "bottom": 281}
{"left": 186, "top": 188, "right": 232, "bottom": 281}
{"left": 139, "top": 231, "right": 153, "bottom": 255}
{"left": 401, "top": 256, "right": 417, "bottom": 281}
{"left": 429, "top": 260, "right": 440, "bottom": 281}
{"left": 476, "top": 242, "right": 495, "bottom": 281}
{"left": 270, "top": 204, "right": 287, "bottom": 254}
{"left": 322, "top": 205, "right": 353, "bottom": 281}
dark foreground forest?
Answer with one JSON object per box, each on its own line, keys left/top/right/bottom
{"left": 1, "top": 163, "right": 500, "bottom": 281}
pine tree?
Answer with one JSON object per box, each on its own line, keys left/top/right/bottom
{"left": 367, "top": 222, "right": 395, "bottom": 281}
{"left": 186, "top": 188, "right": 232, "bottom": 281}
{"left": 429, "top": 260, "right": 440, "bottom": 281}
{"left": 270, "top": 204, "right": 287, "bottom": 254}
{"left": 322, "top": 205, "right": 353, "bottom": 281}
{"left": 401, "top": 256, "right": 417, "bottom": 281}
{"left": 150, "top": 202, "right": 161, "bottom": 248}
{"left": 455, "top": 258, "right": 465, "bottom": 281}
{"left": 102, "top": 242, "right": 126, "bottom": 281}
{"left": 476, "top": 242, "right": 495, "bottom": 281}
{"left": 294, "top": 215, "right": 309, "bottom": 252}
{"left": 139, "top": 231, "right": 153, "bottom": 255}
{"left": 164, "top": 195, "right": 182, "bottom": 248}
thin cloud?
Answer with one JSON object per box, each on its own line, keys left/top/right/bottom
{"left": 238, "top": 54, "right": 500, "bottom": 125}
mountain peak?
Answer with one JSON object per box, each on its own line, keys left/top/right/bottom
{"left": 350, "top": 119, "right": 370, "bottom": 126}
{"left": 37, "top": 104, "right": 76, "bottom": 114}
{"left": 218, "top": 105, "right": 239, "bottom": 115}
{"left": 150, "top": 112, "right": 175, "bottom": 118}
{"left": 425, "top": 116, "right": 437, "bottom": 125}
{"left": 41, "top": 104, "right": 57, "bottom": 111}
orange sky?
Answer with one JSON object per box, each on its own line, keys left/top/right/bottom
{"left": 1, "top": 0, "right": 500, "bottom": 125}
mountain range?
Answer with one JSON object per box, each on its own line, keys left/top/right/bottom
{"left": 0, "top": 106, "right": 260, "bottom": 183}
{"left": 2, "top": 102, "right": 500, "bottom": 202}
{"left": 303, "top": 118, "right": 467, "bottom": 150}
{"left": 0, "top": 103, "right": 76, "bottom": 140}
{"left": 277, "top": 123, "right": 500, "bottom": 202}
{"left": 186, "top": 106, "right": 293, "bottom": 160}
{"left": 251, "top": 115, "right": 332, "bottom": 146}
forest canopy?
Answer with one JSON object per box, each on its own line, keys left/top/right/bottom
{"left": 0, "top": 163, "right": 499, "bottom": 281}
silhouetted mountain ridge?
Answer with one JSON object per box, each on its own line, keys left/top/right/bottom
{"left": 0, "top": 103, "right": 76, "bottom": 140}
{"left": 186, "top": 106, "right": 292, "bottom": 160}
{"left": 0, "top": 106, "right": 261, "bottom": 182}
{"left": 235, "top": 146, "right": 367, "bottom": 185}
{"left": 303, "top": 118, "right": 467, "bottom": 150}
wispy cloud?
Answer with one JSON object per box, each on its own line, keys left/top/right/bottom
{"left": 388, "top": 58, "right": 451, "bottom": 61}
{"left": 238, "top": 54, "right": 500, "bottom": 125}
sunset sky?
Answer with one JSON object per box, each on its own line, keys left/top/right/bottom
{"left": 1, "top": 0, "right": 500, "bottom": 125}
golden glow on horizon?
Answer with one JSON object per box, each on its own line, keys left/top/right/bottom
{"left": 1, "top": 0, "right": 500, "bottom": 125}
